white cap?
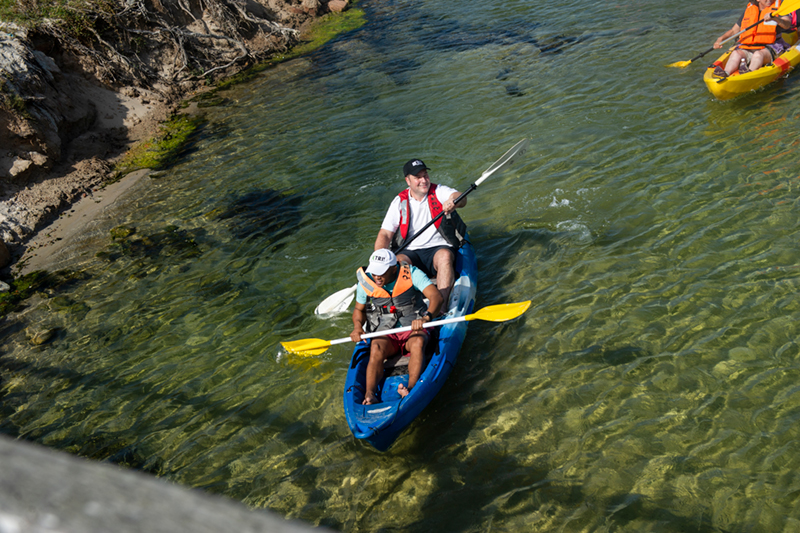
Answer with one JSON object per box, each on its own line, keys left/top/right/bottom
{"left": 366, "top": 249, "right": 397, "bottom": 275}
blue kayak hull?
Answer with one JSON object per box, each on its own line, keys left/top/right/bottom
{"left": 343, "top": 241, "right": 478, "bottom": 451}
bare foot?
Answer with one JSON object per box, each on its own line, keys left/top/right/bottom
{"left": 363, "top": 392, "right": 378, "bottom": 405}
{"left": 397, "top": 383, "right": 411, "bottom": 398}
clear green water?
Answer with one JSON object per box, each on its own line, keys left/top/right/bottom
{"left": 4, "top": 0, "right": 800, "bottom": 530}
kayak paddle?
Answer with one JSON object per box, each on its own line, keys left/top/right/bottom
{"left": 287, "top": 300, "right": 531, "bottom": 356}
{"left": 395, "top": 138, "right": 529, "bottom": 255}
{"left": 313, "top": 138, "right": 530, "bottom": 315}
{"left": 667, "top": 0, "right": 799, "bottom": 68}
{"left": 314, "top": 283, "right": 358, "bottom": 316}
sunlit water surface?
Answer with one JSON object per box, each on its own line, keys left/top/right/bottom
{"left": 4, "top": 0, "right": 800, "bottom": 530}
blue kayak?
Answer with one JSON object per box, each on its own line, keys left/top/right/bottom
{"left": 343, "top": 240, "right": 478, "bottom": 451}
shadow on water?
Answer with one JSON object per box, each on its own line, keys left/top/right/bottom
{"left": 209, "top": 188, "right": 304, "bottom": 245}
{"left": 374, "top": 57, "right": 422, "bottom": 85}
{"left": 472, "top": 217, "right": 596, "bottom": 270}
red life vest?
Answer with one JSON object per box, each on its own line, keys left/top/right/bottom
{"left": 740, "top": 0, "right": 781, "bottom": 49}
{"left": 392, "top": 183, "right": 467, "bottom": 251}
{"left": 397, "top": 183, "right": 445, "bottom": 240}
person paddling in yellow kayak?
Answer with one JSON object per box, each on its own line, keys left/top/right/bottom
{"left": 350, "top": 249, "right": 443, "bottom": 405}
{"left": 712, "top": 0, "right": 794, "bottom": 78}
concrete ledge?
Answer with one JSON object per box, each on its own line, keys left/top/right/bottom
{"left": 0, "top": 435, "right": 324, "bottom": 533}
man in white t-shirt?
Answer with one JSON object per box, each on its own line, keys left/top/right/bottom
{"left": 374, "top": 159, "right": 468, "bottom": 306}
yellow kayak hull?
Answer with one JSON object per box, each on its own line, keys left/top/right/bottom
{"left": 704, "top": 34, "right": 800, "bottom": 100}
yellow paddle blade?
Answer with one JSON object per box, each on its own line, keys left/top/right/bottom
{"left": 666, "top": 60, "right": 692, "bottom": 68}
{"left": 466, "top": 300, "right": 531, "bottom": 322}
{"left": 776, "top": 0, "right": 800, "bottom": 16}
{"left": 281, "top": 338, "right": 332, "bottom": 356}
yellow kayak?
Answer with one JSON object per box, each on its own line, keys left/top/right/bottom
{"left": 704, "top": 32, "right": 800, "bottom": 100}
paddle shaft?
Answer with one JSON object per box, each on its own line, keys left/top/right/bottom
{"left": 327, "top": 315, "right": 470, "bottom": 348}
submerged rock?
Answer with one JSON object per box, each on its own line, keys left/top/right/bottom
{"left": 25, "top": 326, "right": 57, "bottom": 346}
{"left": 110, "top": 225, "right": 136, "bottom": 240}
{"left": 97, "top": 224, "right": 207, "bottom": 275}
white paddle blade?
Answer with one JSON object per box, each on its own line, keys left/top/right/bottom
{"left": 475, "top": 138, "right": 529, "bottom": 186}
{"left": 314, "top": 284, "right": 357, "bottom": 315}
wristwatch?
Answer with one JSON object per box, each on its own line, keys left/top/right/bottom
{"left": 424, "top": 311, "right": 434, "bottom": 320}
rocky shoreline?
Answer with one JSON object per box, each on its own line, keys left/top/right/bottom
{"left": 0, "top": 0, "right": 350, "bottom": 275}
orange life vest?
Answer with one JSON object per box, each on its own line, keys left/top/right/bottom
{"left": 356, "top": 263, "right": 428, "bottom": 331}
{"left": 739, "top": 0, "right": 781, "bottom": 49}
{"left": 357, "top": 263, "right": 414, "bottom": 299}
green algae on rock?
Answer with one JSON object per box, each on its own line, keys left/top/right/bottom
{"left": 113, "top": 114, "right": 205, "bottom": 178}
{"left": 0, "top": 270, "right": 89, "bottom": 318}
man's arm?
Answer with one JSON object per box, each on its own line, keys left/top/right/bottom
{"left": 444, "top": 191, "right": 466, "bottom": 214}
{"left": 351, "top": 302, "right": 367, "bottom": 342}
{"left": 714, "top": 23, "right": 741, "bottom": 48}
{"left": 375, "top": 229, "right": 394, "bottom": 251}
{"left": 410, "top": 284, "right": 443, "bottom": 332}
{"left": 422, "top": 283, "right": 443, "bottom": 317}
{"left": 765, "top": 12, "right": 793, "bottom": 30}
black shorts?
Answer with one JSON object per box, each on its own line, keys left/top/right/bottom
{"left": 399, "top": 246, "right": 454, "bottom": 280}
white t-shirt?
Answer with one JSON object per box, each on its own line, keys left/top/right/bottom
{"left": 380, "top": 184, "right": 458, "bottom": 251}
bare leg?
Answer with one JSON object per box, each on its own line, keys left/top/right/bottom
{"left": 749, "top": 48, "right": 772, "bottom": 71}
{"left": 431, "top": 248, "right": 455, "bottom": 311}
{"left": 397, "top": 333, "right": 428, "bottom": 398}
{"left": 725, "top": 50, "right": 745, "bottom": 75}
{"left": 363, "top": 338, "right": 396, "bottom": 405}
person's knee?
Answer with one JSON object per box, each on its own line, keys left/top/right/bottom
{"left": 433, "top": 249, "right": 454, "bottom": 270}
{"left": 405, "top": 335, "right": 427, "bottom": 353}
{"left": 370, "top": 339, "right": 395, "bottom": 359}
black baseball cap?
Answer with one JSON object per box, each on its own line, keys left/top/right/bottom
{"left": 403, "top": 159, "right": 430, "bottom": 177}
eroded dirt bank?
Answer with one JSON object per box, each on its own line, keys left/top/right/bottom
{"left": 0, "top": 0, "right": 349, "bottom": 271}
